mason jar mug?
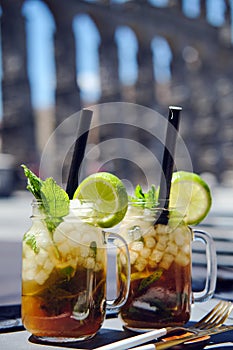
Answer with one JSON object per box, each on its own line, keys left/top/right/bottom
{"left": 117, "top": 203, "right": 217, "bottom": 330}
{"left": 22, "top": 200, "right": 130, "bottom": 342}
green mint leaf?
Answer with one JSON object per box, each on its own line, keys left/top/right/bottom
{"left": 23, "top": 232, "right": 40, "bottom": 254}
{"left": 144, "top": 185, "right": 159, "bottom": 208}
{"left": 41, "top": 177, "right": 69, "bottom": 219}
{"left": 139, "top": 269, "right": 163, "bottom": 291}
{"left": 129, "top": 185, "right": 145, "bottom": 206}
{"left": 45, "top": 217, "right": 63, "bottom": 233}
{"left": 59, "top": 265, "right": 75, "bottom": 280}
{"left": 22, "top": 165, "right": 70, "bottom": 234}
{"left": 130, "top": 184, "right": 159, "bottom": 208}
{"left": 134, "top": 184, "right": 145, "bottom": 199}
{"left": 21, "top": 164, "right": 43, "bottom": 200}
{"left": 90, "top": 241, "right": 97, "bottom": 259}
{"left": 40, "top": 178, "right": 70, "bottom": 233}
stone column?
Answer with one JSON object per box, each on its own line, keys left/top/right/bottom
{"left": 1, "top": 0, "right": 37, "bottom": 171}
{"left": 98, "top": 29, "right": 121, "bottom": 102}
{"left": 135, "top": 40, "right": 155, "bottom": 107}
{"left": 42, "top": 1, "right": 82, "bottom": 182}
{"left": 45, "top": 3, "right": 81, "bottom": 125}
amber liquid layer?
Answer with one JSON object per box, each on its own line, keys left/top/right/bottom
{"left": 121, "top": 262, "right": 192, "bottom": 329}
{"left": 22, "top": 266, "right": 106, "bottom": 339}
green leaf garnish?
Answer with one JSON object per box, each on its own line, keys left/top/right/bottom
{"left": 138, "top": 269, "right": 163, "bottom": 291}
{"left": 90, "top": 241, "right": 97, "bottom": 259}
{"left": 129, "top": 184, "right": 159, "bottom": 209}
{"left": 22, "top": 165, "right": 70, "bottom": 233}
{"left": 41, "top": 178, "right": 69, "bottom": 218}
{"left": 44, "top": 217, "right": 63, "bottom": 234}
{"left": 21, "top": 164, "right": 43, "bottom": 200}
{"left": 41, "top": 178, "right": 69, "bottom": 233}
{"left": 23, "top": 231, "right": 40, "bottom": 254}
{"left": 59, "top": 265, "right": 75, "bottom": 280}
{"left": 134, "top": 185, "right": 146, "bottom": 200}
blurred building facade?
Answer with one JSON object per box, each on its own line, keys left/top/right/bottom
{"left": 1, "top": 0, "right": 233, "bottom": 188}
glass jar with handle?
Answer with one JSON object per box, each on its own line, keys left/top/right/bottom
{"left": 22, "top": 200, "right": 130, "bottom": 342}
{"left": 117, "top": 202, "right": 217, "bottom": 330}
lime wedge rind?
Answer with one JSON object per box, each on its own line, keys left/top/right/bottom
{"left": 73, "top": 172, "right": 128, "bottom": 228}
{"left": 169, "top": 171, "right": 212, "bottom": 225}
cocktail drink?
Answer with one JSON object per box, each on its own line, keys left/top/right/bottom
{"left": 118, "top": 179, "right": 217, "bottom": 329}
{"left": 21, "top": 167, "right": 130, "bottom": 342}
{"left": 21, "top": 162, "right": 216, "bottom": 336}
{"left": 22, "top": 201, "right": 108, "bottom": 340}
{"left": 118, "top": 205, "right": 192, "bottom": 328}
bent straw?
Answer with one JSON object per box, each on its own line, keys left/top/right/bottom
{"left": 157, "top": 106, "right": 182, "bottom": 224}
{"left": 66, "top": 108, "right": 93, "bottom": 199}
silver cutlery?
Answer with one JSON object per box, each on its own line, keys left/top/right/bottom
{"left": 131, "top": 324, "right": 233, "bottom": 350}
{"left": 96, "top": 301, "right": 232, "bottom": 350}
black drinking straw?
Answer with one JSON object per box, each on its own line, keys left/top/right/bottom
{"left": 66, "top": 108, "right": 93, "bottom": 199}
{"left": 157, "top": 106, "right": 182, "bottom": 224}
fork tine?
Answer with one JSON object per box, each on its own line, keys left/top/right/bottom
{"left": 192, "top": 301, "right": 224, "bottom": 328}
{"left": 193, "top": 301, "right": 233, "bottom": 330}
{"left": 204, "top": 301, "right": 233, "bottom": 329}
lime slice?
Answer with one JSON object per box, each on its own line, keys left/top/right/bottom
{"left": 169, "top": 171, "right": 212, "bottom": 225}
{"left": 73, "top": 172, "right": 128, "bottom": 228}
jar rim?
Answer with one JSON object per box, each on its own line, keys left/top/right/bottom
{"left": 31, "top": 198, "right": 96, "bottom": 205}
{"left": 128, "top": 200, "right": 185, "bottom": 210}
{"left": 31, "top": 198, "right": 100, "bottom": 214}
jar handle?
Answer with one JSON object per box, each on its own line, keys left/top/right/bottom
{"left": 192, "top": 229, "right": 217, "bottom": 302}
{"left": 105, "top": 232, "right": 130, "bottom": 310}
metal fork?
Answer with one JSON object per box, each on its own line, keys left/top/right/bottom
{"left": 95, "top": 301, "right": 233, "bottom": 350}
{"left": 132, "top": 325, "right": 233, "bottom": 350}
{"left": 130, "top": 300, "right": 233, "bottom": 350}
{"left": 173, "top": 300, "right": 233, "bottom": 333}
{"left": 142, "top": 300, "right": 233, "bottom": 338}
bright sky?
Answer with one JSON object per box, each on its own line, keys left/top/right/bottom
{"left": 0, "top": 0, "right": 230, "bottom": 119}
{"left": 22, "top": 0, "right": 56, "bottom": 109}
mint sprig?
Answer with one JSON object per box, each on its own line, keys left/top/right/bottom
{"left": 129, "top": 184, "right": 159, "bottom": 209}
{"left": 138, "top": 269, "right": 163, "bottom": 291}
{"left": 21, "top": 164, "right": 43, "bottom": 200}
{"left": 22, "top": 165, "right": 69, "bottom": 233}
{"left": 23, "top": 231, "right": 40, "bottom": 254}
{"left": 41, "top": 177, "right": 69, "bottom": 232}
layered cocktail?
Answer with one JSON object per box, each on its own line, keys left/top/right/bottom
{"left": 118, "top": 175, "right": 216, "bottom": 330}
{"left": 21, "top": 163, "right": 216, "bottom": 336}
{"left": 118, "top": 204, "right": 192, "bottom": 328}
{"left": 22, "top": 200, "right": 107, "bottom": 340}
{"left": 21, "top": 167, "right": 130, "bottom": 341}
